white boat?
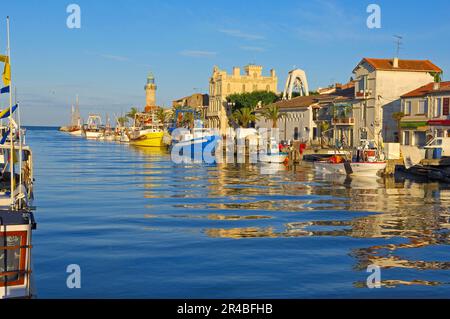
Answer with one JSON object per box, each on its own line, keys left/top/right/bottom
{"left": 82, "top": 114, "right": 104, "bottom": 140}
{"left": 259, "top": 153, "right": 288, "bottom": 163}
{"left": 0, "top": 17, "right": 36, "bottom": 299}
{"left": 61, "top": 95, "right": 82, "bottom": 136}
{"left": 68, "top": 129, "right": 82, "bottom": 136}
{"left": 314, "top": 161, "right": 387, "bottom": 177}
{"left": 258, "top": 137, "right": 288, "bottom": 164}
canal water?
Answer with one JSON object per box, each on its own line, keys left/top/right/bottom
{"left": 28, "top": 127, "right": 450, "bottom": 298}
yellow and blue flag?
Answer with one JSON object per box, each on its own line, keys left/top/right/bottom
{"left": 0, "top": 55, "right": 11, "bottom": 87}
{"left": 0, "top": 104, "right": 18, "bottom": 119}
{"left": 0, "top": 86, "right": 9, "bottom": 94}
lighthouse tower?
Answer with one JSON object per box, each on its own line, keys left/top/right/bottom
{"left": 145, "top": 72, "right": 157, "bottom": 111}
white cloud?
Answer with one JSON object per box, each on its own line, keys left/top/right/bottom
{"left": 219, "top": 29, "right": 265, "bottom": 40}
{"left": 100, "top": 54, "right": 129, "bottom": 62}
{"left": 240, "top": 46, "right": 265, "bottom": 52}
{"left": 179, "top": 50, "right": 217, "bottom": 58}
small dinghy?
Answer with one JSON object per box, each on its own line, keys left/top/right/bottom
{"left": 258, "top": 137, "right": 288, "bottom": 164}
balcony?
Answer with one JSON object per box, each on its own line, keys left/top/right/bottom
{"left": 332, "top": 117, "right": 355, "bottom": 125}
{"left": 355, "top": 89, "right": 372, "bottom": 99}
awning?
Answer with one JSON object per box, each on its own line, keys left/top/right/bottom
{"left": 400, "top": 121, "right": 428, "bottom": 129}
{"left": 428, "top": 120, "right": 450, "bottom": 126}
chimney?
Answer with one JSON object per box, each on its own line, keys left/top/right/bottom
{"left": 393, "top": 57, "right": 399, "bottom": 68}
{"left": 433, "top": 82, "right": 441, "bottom": 91}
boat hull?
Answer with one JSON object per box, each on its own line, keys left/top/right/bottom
{"left": 68, "top": 129, "right": 82, "bottom": 136}
{"left": 129, "top": 131, "right": 164, "bottom": 147}
{"left": 314, "top": 161, "right": 387, "bottom": 177}
{"left": 0, "top": 212, "right": 35, "bottom": 299}
{"left": 83, "top": 131, "right": 103, "bottom": 140}
{"left": 259, "top": 154, "right": 288, "bottom": 163}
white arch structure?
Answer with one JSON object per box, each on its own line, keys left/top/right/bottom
{"left": 282, "top": 69, "right": 309, "bottom": 100}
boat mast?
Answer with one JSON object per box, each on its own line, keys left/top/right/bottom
{"left": 6, "top": 16, "right": 15, "bottom": 209}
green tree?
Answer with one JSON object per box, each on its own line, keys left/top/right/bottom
{"left": 430, "top": 71, "right": 443, "bottom": 83}
{"left": 263, "top": 105, "right": 284, "bottom": 128}
{"left": 117, "top": 116, "right": 129, "bottom": 127}
{"left": 227, "top": 91, "right": 280, "bottom": 112}
{"left": 156, "top": 108, "right": 168, "bottom": 124}
{"left": 320, "top": 121, "right": 330, "bottom": 147}
{"left": 392, "top": 112, "right": 405, "bottom": 143}
{"left": 126, "top": 107, "right": 139, "bottom": 120}
{"left": 233, "top": 107, "right": 258, "bottom": 128}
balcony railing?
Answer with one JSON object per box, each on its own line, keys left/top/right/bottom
{"left": 355, "top": 90, "right": 372, "bottom": 99}
{"left": 332, "top": 117, "right": 355, "bottom": 125}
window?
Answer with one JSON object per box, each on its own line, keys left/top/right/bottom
{"left": 266, "top": 85, "right": 270, "bottom": 91}
{"left": 358, "top": 76, "right": 366, "bottom": 92}
{"left": 417, "top": 100, "right": 427, "bottom": 115}
{"left": 435, "top": 98, "right": 442, "bottom": 117}
{"left": 404, "top": 101, "right": 411, "bottom": 115}
{"left": 0, "top": 231, "right": 27, "bottom": 287}
{"left": 294, "top": 127, "right": 299, "bottom": 140}
{"left": 253, "top": 84, "right": 257, "bottom": 91}
{"left": 227, "top": 83, "right": 231, "bottom": 93}
{"left": 242, "top": 84, "right": 246, "bottom": 93}
{"left": 403, "top": 131, "right": 410, "bottom": 145}
{"left": 414, "top": 131, "right": 426, "bottom": 147}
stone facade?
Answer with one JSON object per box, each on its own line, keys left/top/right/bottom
{"left": 145, "top": 72, "right": 157, "bottom": 108}
{"left": 173, "top": 93, "right": 209, "bottom": 120}
{"left": 255, "top": 86, "right": 354, "bottom": 144}
{"left": 206, "top": 64, "right": 277, "bottom": 134}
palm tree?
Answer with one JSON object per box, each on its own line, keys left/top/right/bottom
{"left": 392, "top": 112, "right": 405, "bottom": 143}
{"left": 320, "top": 121, "right": 330, "bottom": 147}
{"left": 117, "top": 116, "right": 129, "bottom": 127}
{"left": 233, "top": 107, "right": 257, "bottom": 128}
{"left": 263, "top": 105, "right": 284, "bottom": 128}
{"left": 156, "top": 108, "right": 167, "bottom": 124}
{"left": 126, "top": 107, "right": 139, "bottom": 120}
{"left": 430, "top": 71, "right": 443, "bottom": 83}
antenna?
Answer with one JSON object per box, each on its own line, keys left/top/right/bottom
{"left": 394, "top": 35, "right": 403, "bottom": 57}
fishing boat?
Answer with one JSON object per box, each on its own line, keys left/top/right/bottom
{"left": 314, "top": 146, "right": 386, "bottom": 177}
{"left": 82, "top": 114, "right": 104, "bottom": 140}
{"left": 172, "top": 127, "right": 220, "bottom": 153}
{"left": 258, "top": 137, "right": 288, "bottom": 164}
{"left": 61, "top": 95, "right": 82, "bottom": 136}
{"left": 128, "top": 112, "right": 164, "bottom": 147}
{"left": 1, "top": 17, "right": 36, "bottom": 299}
{"left": 99, "top": 115, "right": 115, "bottom": 141}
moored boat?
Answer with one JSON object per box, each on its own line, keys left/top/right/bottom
{"left": 128, "top": 112, "right": 165, "bottom": 147}
{"left": 258, "top": 137, "right": 288, "bottom": 164}
{"left": 82, "top": 114, "right": 104, "bottom": 140}
{"left": 0, "top": 17, "right": 36, "bottom": 299}
{"left": 61, "top": 95, "right": 82, "bottom": 136}
{"left": 314, "top": 146, "right": 386, "bottom": 177}
{"left": 314, "top": 161, "right": 387, "bottom": 177}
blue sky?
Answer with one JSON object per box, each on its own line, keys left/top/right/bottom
{"left": 1, "top": 0, "right": 449, "bottom": 126}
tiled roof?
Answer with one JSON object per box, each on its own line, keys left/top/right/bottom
{"left": 255, "top": 87, "right": 355, "bottom": 112}
{"left": 401, "top": 81, "right": 450, "bottom": 98}
{"left": 357, "top": 58, "right": 442, "bottom": 73}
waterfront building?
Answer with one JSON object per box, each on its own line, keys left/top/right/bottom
{"left": 351, "top": 58, "right": 441, "bottom": 145}
{"left": 172, "top": 93, "right": 209, "bottom": 119}
{"left": 400, "top": 81, "right": 450, "bottom": 146}
{"left": 255, "top": 84, "right": 354, "bottom": 144}
{"left": 206, "top": 64, "right": 278, "bottom": 134}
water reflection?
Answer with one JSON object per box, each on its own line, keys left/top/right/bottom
{"left": 133, "top": 148, "right": 450, "bottom": 291}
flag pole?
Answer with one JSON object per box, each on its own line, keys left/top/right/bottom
{"left": 6, "top": 16, "right": 15, "bottom": 208}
